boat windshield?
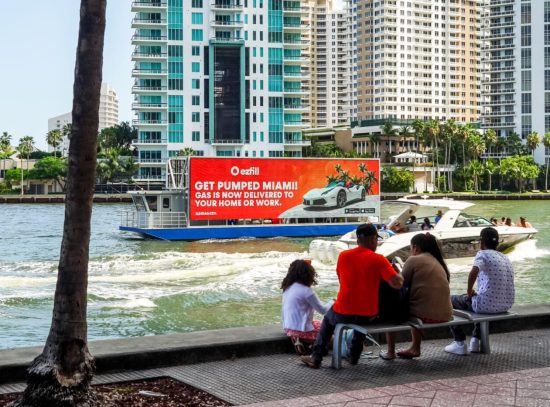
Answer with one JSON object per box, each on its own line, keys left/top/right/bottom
{"left": 453, "top": 213, "right": 493, "bottom": 228}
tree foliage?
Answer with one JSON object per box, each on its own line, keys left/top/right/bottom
{"left": 381, "top": 166, "right": 414, "bottom": 192}
{"left": 98, "top": 121, "right": 137, "bottom": 155}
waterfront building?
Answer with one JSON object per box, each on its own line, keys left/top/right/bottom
{"left": 47, "top": 83, "right": 119, "bottom": 156}
{"left": 353, "top": 0, "right": 487, "bottom": 159}
{"left": 302, "top": 0, "right": 356, "bottom": 129}
{"left": 481, "top": 0, "right": 548, "bottom": 164}
{"left": 131, "top": 0, "right": 310, "bottom": 185}
{"left": 356, "top": 0, "right": 486, "bottom": 123}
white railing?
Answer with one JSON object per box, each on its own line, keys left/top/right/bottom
{"left": 121, "top": 211, "right": 188, "bottom": 229}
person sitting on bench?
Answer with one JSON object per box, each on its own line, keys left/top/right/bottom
{"left": 380, "top": 233, "right": 452, "bottom": 360}
{"left": 301, "top": 223, "right": 403, "bottom": 369}
{"left": 281, "top": 260, "right": 333, "bottom": 355}
{"left": 445, "top": 227, "right": 515, "bottom": 355}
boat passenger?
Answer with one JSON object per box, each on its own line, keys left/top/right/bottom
{"left": 499, "top": 217, "right": 506, "bottom": 225}
{"left": 407, "top": 216, "right": 420, "bottom": 232}
{"left": 435, "top": 210, "right": 444, "bottom": 223}
{"left": 380, "top": 233, "right": 452, "bottom": 360}
{"left": 505, "top": 217, "right": 514, "bottom": 226}
{"left": 390, "top": 221, "right": 407, "bottom": 233}
{"left": 518, "top": 216, "right": 533, "bottom": 228}
{"left": 490, "top": 218, "right": 498, "bottom": 226}
{"left": 421, "top": 218, "right": 434, "bottom": 230}
{"left": 281, "top": 259, "right": 333, "bottom": 355}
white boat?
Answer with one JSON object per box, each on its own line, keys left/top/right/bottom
{"left": 309, "top": 198, "right": 538, "bottom": 263}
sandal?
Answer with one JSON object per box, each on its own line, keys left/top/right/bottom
{"left": 291, "top": 337, "right": 312, "bottom": 356}
{"left": 379, "top": 350, "right": 395, "bottom": 361}
{"left": 396, "top": 349, "right": 421, "bottom": 359}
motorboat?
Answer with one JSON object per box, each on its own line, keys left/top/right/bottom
{"left": 309, "top": 198, "right": 537, "bottom": 263}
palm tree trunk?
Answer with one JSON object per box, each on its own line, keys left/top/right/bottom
{"left": 546, "top": 156, "right": 549, "bottom": 191}
{"left": 15, "top": 1, "right": 106, "bottom": 405}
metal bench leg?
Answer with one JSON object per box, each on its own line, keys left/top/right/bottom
{"left": 332, "top": 325, "right": 345, "bottom": 369}
{"left": 480, "top": 321, "right": 490, "bottom": 354}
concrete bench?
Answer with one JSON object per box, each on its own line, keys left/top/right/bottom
{"left": 331, "top": 310, "right": 516, "bottom": 369}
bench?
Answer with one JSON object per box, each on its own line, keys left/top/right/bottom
{"left": 331, "top": 310, "right": 517, "bottom": 369}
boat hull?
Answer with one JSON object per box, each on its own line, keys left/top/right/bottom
{"left": 119, "top": 223, "right": 359, "bottom": 241}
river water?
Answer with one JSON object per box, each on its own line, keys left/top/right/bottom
{"left": 0, "top": 201, "right": 549, "bottom": 349}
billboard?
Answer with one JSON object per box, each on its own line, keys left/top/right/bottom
{"left": 189, "top": 157, "right": 380, "bottom": 221}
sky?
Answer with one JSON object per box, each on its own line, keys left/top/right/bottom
{"left": 0, "top": 1, "right": 133, "bottom": 150}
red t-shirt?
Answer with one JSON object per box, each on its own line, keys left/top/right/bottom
{"left": 333, "top": 246, "right": 397, "bottom": 317}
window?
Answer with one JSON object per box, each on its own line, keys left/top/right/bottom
{"left": 191, "top": 12, "right": 203, "bottom": 24}
{"left": 191, "top": 0, "right": 202, "bottom": 7}
{"left": 521, "top": 3, "right": 531, "bottom": 25}
{"left": 522, "top": 93, "right": 532, "bottom": 114}
{"left": 521, "top": 48, "right": 531, "bottom": 69}
{"left": 522, "top": 71, "right": 531, "bottom": 92}
{"left": 192, "top": 46, "right": 200, "bottom": 56}
{"left": 521, "top": 26, "right": 531, "bottom": 47}
{"left": 169, "top": 29, "right": 183, "bottom": 40}
{"left": 192, "top": 62, "right": 200, "bottom": 72}
{"left": 192, "top": 131, "right": 200, "bottom": 141}
{"left": 192, "top": 29, "right": 203, "bottom": 41}
{"left": 168, "top": 45, "right": 183, "bottom": 57}
{"left": 192, "top": 95, "right": 200, "bottom": 105}
{"left": 169, "top": 79, "right": 183, "bottom": 90}
{"left": 192, "top": 79, "right": 200, "bottom": 89}
{"left": 192, "top": 112, "right": 200, "bottom": 122}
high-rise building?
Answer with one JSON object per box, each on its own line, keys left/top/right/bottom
{"left": 303, "top": 0, "right": 356, "bottom": 129}
{"left": 131, "top": 0, "right": 310, "bottom": 184}
{"left": 47, "top": 83, "right": 119, "bottom": 155}
{"left": 481, "top": 0, "right": 547, "bottom": 164}
{"left": 356, "top": 0, "right": 486, "bottom": 124}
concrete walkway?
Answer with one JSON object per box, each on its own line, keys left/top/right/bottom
{"left": 2, "top": 326, "right": 550, "bottom": 406}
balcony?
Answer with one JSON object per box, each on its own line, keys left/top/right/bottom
{"left": 133, "top": 175, "right": 166, "bottom": 182}
{"left": 283, "top": 121, "right": 307, "bottom": 129}
{"left": 206, "top": 139, "right": 245, "bottom": 146}
{"left": 131, "top": 18, "right": 166, "bottom": 27}
{"left": 132, "top": 102, "right": 168, "bottom": 110}
{"left": 132, "top": 138, "right": 168, "bottom": 145}
{"left": 132, "top": 85, "right": 167, "bottom": 92}
{"left": 132, "top": 119, "right": 167, "bottom": 126}
{"left": 131, "top": 50, "right": 166, "bottom": 60}
{"left": 283, "top": 39, "right": 309, "bottom": 49}
{"left": 137, "top": 158, "right": 167, "bottom": 165}
{"left": 131, "top": 34, "right": 167, "bottom": 43}
{"left": 283, "top": 72, "right": 310, "bottom": 81}
{"left": 211, "top": 20, "right": 244, "bottom": 28}
{"left": 131, "top": 1, "right": 167, "bottom": 11}
{"left": 132, "top": 68, "right": 167, "bottom": 76}
{"left": 210, "top": 1, "right": 243, "bottom": 11}
{"left": 283, "top": 138, "right": 311, "bottom": 146}
{"left": 284, "top": 104, "right": 309, "bottom": 113}
{"left": 283, "top": 55, "right": 308, "bottom": 64}
{"left": 209, "top": 36, "right": 245, "bottom": 44}
{"left": 283, "top": 88, "right": 308, "bottom": 95}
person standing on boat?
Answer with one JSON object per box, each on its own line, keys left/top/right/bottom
{"left": 445, "top": 227, "right": 515, "bottom": 355}
{"left": 435, "top": 210, "right": 443, "bottom": 223}
{"left": 281, "top": 260, "right": 333, "bottom": 355}
{"left": 301, "top": 224, "right": 404, "bottom": 368}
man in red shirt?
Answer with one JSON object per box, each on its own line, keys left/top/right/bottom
{"left": 302, "top": 223, "right": 403, "bottom": 368}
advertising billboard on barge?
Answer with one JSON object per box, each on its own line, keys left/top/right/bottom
{"left": 189, "top": 158, "right": 380, "bottom": 221}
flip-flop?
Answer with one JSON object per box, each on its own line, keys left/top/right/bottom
{"left": 397, "top": 349, "right": 420, "bottom": 359}
{"left": 379, "top": 350, "right": 396, "bottom": 361}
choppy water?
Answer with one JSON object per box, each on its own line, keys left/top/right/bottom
{"left": 0, "top": 201, "right": 549, "bottom": 349}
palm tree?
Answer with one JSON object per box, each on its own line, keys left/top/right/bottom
{"left": 468, "top": 160, "right": 484, "bottom": 192}
{"left": 0, "top": 132, "right": 13, "bottom": 184}
{"left": 426, "top": 120, "right": 441, "bottom": 190}
{"left": 484, "top": 159, "right": 496, "bottom": 192}
{"left": 544, "top": 132, "right": 550, "bottom": 191}
{"left": 484, "top": 128, "right": 497, "bottom": 157}
{"left": 16, "top": 136, "right": 35, "bottom": 196}
{"left": 456, "top": 123, "right": 471, "bottom": 170}
{"left": 14, "top": 1, "right": 107, "bottom": 405}
{"left": 380, "top": 120, "right": 398, "bottom": 160}
{"left": 399, "top": 125, "right": 412, "bottom": 154}
{"left": 526, "top": 131, "right": 540, "bottom": 157}
{"left": 411, "top": 119, "right": 425, "bottom": 192}
{"left": 46, "top": 129, "right": 64, "bottom": 157}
